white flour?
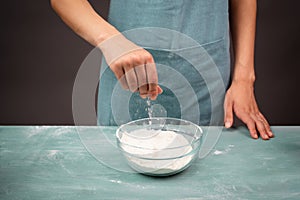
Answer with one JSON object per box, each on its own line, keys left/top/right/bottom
{"left": 120, "top": 129, "right": 193, "bottom": 174}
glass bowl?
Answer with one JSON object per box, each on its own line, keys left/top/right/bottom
{"left": 116, "top": 117, "right": 203, "bottom": 176}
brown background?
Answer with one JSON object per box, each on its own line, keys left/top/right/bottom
{"left": 1, "top": 0, "right": 299, "bottom": 125}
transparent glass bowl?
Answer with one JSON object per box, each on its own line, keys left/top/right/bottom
{"left": 116, "top": 117, "right": 203, "bottom": 176}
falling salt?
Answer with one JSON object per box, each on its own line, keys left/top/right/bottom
{"left": 146, "top": 97, "right": 153, "bottom": 125}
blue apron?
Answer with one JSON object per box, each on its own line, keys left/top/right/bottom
{"left": 98, "top": 0, "right": 230, "bottom": 126}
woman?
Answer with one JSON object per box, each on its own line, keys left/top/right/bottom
{"left": 51, "top": 0, "right": 274, "bottom": 140}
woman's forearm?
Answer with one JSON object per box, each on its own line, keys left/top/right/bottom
{"left": 50, "top": 0, "right": 119, "bottom": 46}
{"left": 230, "top": 0, "right": 257, "bottom": 83}
{"left": 51, "top": 0, "right": 162, "bottom": 99}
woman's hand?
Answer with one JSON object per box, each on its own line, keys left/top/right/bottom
{"left": 224, "top": 80, "right": 274, "bottom": 140}
{"left": 51, "top": 0, "right": 162, "bottom": 100}
{"left": 98, "top": 34, "right": 162, "bottom": 100}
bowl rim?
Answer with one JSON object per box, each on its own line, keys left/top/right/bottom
{"left": 116, "top": 117, "right": 203, "bottom": 150}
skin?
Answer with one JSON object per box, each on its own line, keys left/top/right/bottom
{"left": 226, "top": 0, "right": 274, "bottom": 140}
{"left": 51, "top": 0, "right": 274, "bottom": 140}
{"left": 50, "top": 0, "right": 162, "bottom": 100}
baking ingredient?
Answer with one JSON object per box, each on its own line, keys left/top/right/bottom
{"left": 120, "top": 128, "right": 193, "bottom": 174}
{"left": 146, "top": 97, "right": 153, "bottom": 124}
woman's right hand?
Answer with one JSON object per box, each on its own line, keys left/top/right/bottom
{"left": 98, "top": 34, "right": 162, "bottom": 100}
{"left": 51, "top": 0, "right": 162, "bottom": 99}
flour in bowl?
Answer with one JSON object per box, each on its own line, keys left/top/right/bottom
{"left": 120, "top": 128, "right": 193, "bottom": 174}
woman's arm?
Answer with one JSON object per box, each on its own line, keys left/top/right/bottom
{"left": 225, "top": 0, "right": 274, "bottom": 140}
{"left": 230, "top": 0, "right": 256, "bottom": 83}
{"left": 51, "top": 0, "right": 118, "bottom": 45}
{"left": 51, "top": 0, "right": 162, "bottom": 99}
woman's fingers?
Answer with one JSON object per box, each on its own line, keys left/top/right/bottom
{"left": 134, "top": 64, "right": 148, "bottom": 98}
{"left": 250, "top": 113, "right": 269, "bottom": 140}
{"left": 238, "top": 112, "right": 258, "bottom": 139}
{"left": 110, "top": 49, "right": 161, "bottom": 99}
{"left": 225, "top": 82, "right": 274, "bottom": 141}
{"left": 237, "top": 110, "right": 273, "bottom": 140}
{"left": 157, "top": 86, "right": 163, "bottom": 94}
{"left": 100, "top": 34, "right": 162, "bottom": 98}
{"left": 258, "top": 112, "right": 274, "bottom": 138}
{"left": 123, "top": 64, "right": 138, "bottom": 92}
{"left": 145, "top": 62, "right": 158, "bottom": 100}
{"left": 110, "top": 61, "right": 129, "bottom": 90}
{"left": 224, "top": 95, "right": 234, "bottom": 128}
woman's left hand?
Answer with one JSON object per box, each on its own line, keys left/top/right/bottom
{"left": 224, "top": 81, "right": 274, "bottom": 140}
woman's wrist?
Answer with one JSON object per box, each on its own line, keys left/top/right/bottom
{"left": 93, "top": 26, "right": 120, "bottom": 47}
{"left": 96, "top": 32, "right": 142, "bottom": 66}
{"left": 232, "top": 63, "right": 256, "bottom": 85}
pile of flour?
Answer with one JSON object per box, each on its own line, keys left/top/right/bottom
{"left": 120, "top": 128, "right": 193, "bottom": 174}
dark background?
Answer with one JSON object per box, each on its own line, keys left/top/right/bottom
{"left": 1, "top": 1, "right": 299, "bottom": 125}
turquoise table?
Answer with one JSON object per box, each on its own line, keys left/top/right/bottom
{"left": 0, "top": 126, "right": 299, "bottom": 200}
